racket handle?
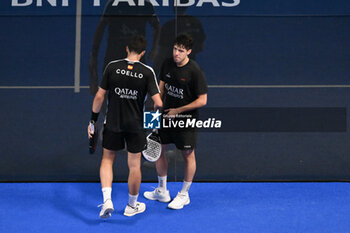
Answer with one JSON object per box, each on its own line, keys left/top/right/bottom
{"left": 89, "top": 121, "right": 97, "bottom": 154}
{"left": 152, "top": 129, "right": 158, "bottom": 133}
{"left": 89, "top": 121, "right": 95, "bottom": 134}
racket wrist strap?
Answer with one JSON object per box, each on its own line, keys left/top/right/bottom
{"left": 91, "top": 111, "right": 99, "bottom": 122}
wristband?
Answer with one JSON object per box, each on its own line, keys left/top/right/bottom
{"left": 91, "top": 111, "right": 99, "bottom": 122}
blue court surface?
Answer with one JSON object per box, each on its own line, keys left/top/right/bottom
{"left": 0, "top": 182, "right": 349, "bottom": 233}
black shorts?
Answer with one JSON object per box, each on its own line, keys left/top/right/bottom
{"left": 102, "top": 128, "right": 147, "bottom": 153}
{"left": 158, "top": 129, "right": 197, "bottom": 150}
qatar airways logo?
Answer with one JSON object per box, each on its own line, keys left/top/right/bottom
{"left": 114, "top": 87, "right": 138, "bottom": 100}
{"left": 11, "top": 0, "right": 240, "bottom": 7}
{"left": 165, "top": 83, "right": 184, "bottom": 99}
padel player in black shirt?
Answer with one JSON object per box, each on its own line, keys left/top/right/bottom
{"left": 88, "top": 35, "right": 162, "bottom": 218}
{"left": 159, "top": 57, "right": 207, "bottom": 122}
{"left": 144, "top": 34, "right": 208, "bottom": 209}
{"left": 89, "top": 0, "right": 160, "bottom": 114}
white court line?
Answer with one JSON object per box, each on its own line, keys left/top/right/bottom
{"left": 2, "top": 85, "right": 350, "bottom": 90}
{"left": 208, "top": 85, "right": 350, "bottom": 88}
{"left": 74, "top": 0, "right": 82, "bottom": 93}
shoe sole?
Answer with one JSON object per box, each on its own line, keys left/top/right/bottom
{"left": 145, "top": 196, "right": 171, "bottom": 203}
{"left": 100, "top": 208, "right": 114, "bottom": 219}
{"left": 123, "top": 206, "right": 146, "bottom": 217}
{"left": 144, "top": 193, "right": 171, "bottom": 203}
{"left": 168, "top": 200, "right": 190, "bottom": 210}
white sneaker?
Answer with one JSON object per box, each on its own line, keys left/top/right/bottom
{"left": 168, "top": 192, "right": 190, "bottom": 210}
{"left": 98, "top": 199, "right": 114, "bottom": 219}
{"left": 123, "top": 202, "right": 146, "bottom": 217}
{"left": 143, "top": 188, "right": 171, "bottom": 202}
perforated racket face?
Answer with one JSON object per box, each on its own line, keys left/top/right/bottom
{"left": 142, "top": 133, "right": 161, "bottom": 162}
{"left": 148, "top": 133, "right": 161, "bottom": 143}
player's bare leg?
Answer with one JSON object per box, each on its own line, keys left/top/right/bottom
{"left": 168, "top": 149, "right": 195, "bottom": 210}
{"left": 100, "top": 148, "right": 116, "bottom": 188}
{"left": 182, "top": 149, "right": 196, "bottom": 183}
{"left": 124, "top": 152, "right": 146, "bottom": 216}
{"left": 155, "top": 145, "right": 168, "bottom": 176}
{"left": 127, "top": 152, "right": 142, "bottom": 195}
{"left": 98, "top": 148, "right": 116, "bottom": 218}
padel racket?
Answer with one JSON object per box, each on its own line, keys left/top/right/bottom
{"left": 89, "top": 120, "right": 98, "bottom": 154}
{"left": 142, "top": 131, "right": 162, "bottom": 162}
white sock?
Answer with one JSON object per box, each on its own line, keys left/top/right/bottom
{"left": 128, "top": 193, "right": 139, "bottom": 207}
{"left": 102, "top": 187, "right": 112, "bottom": 203}
{"left": 158, "top": 176, "right": 167, "bottom": 191}
{"left": 180, "top": 181, "right": 192, "bottom": 194}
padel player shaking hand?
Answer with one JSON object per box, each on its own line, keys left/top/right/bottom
{"left": 144, "top": 34, "right": 208, "bottom": 209}
{"left": 88, "top": 35, "right": 162, "bottom": 218}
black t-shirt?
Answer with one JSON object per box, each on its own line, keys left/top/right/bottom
{"left": 160, "top": 58, "right": 208, "bottom": 118}
{"left": 100, "top": 59, "right": 159, "bottom": 132}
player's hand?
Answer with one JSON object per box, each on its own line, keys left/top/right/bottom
{"left": 154, "top": 104, "right": 160, "bottom": 111}
{"left": 89, "top": 56, "right": 99, "bottom": 96}
{"left": 87, "top": 121, "right": 96, "bottom": 139}
{"left": 164, "top": 108, "right": 179, "bottom": 118}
